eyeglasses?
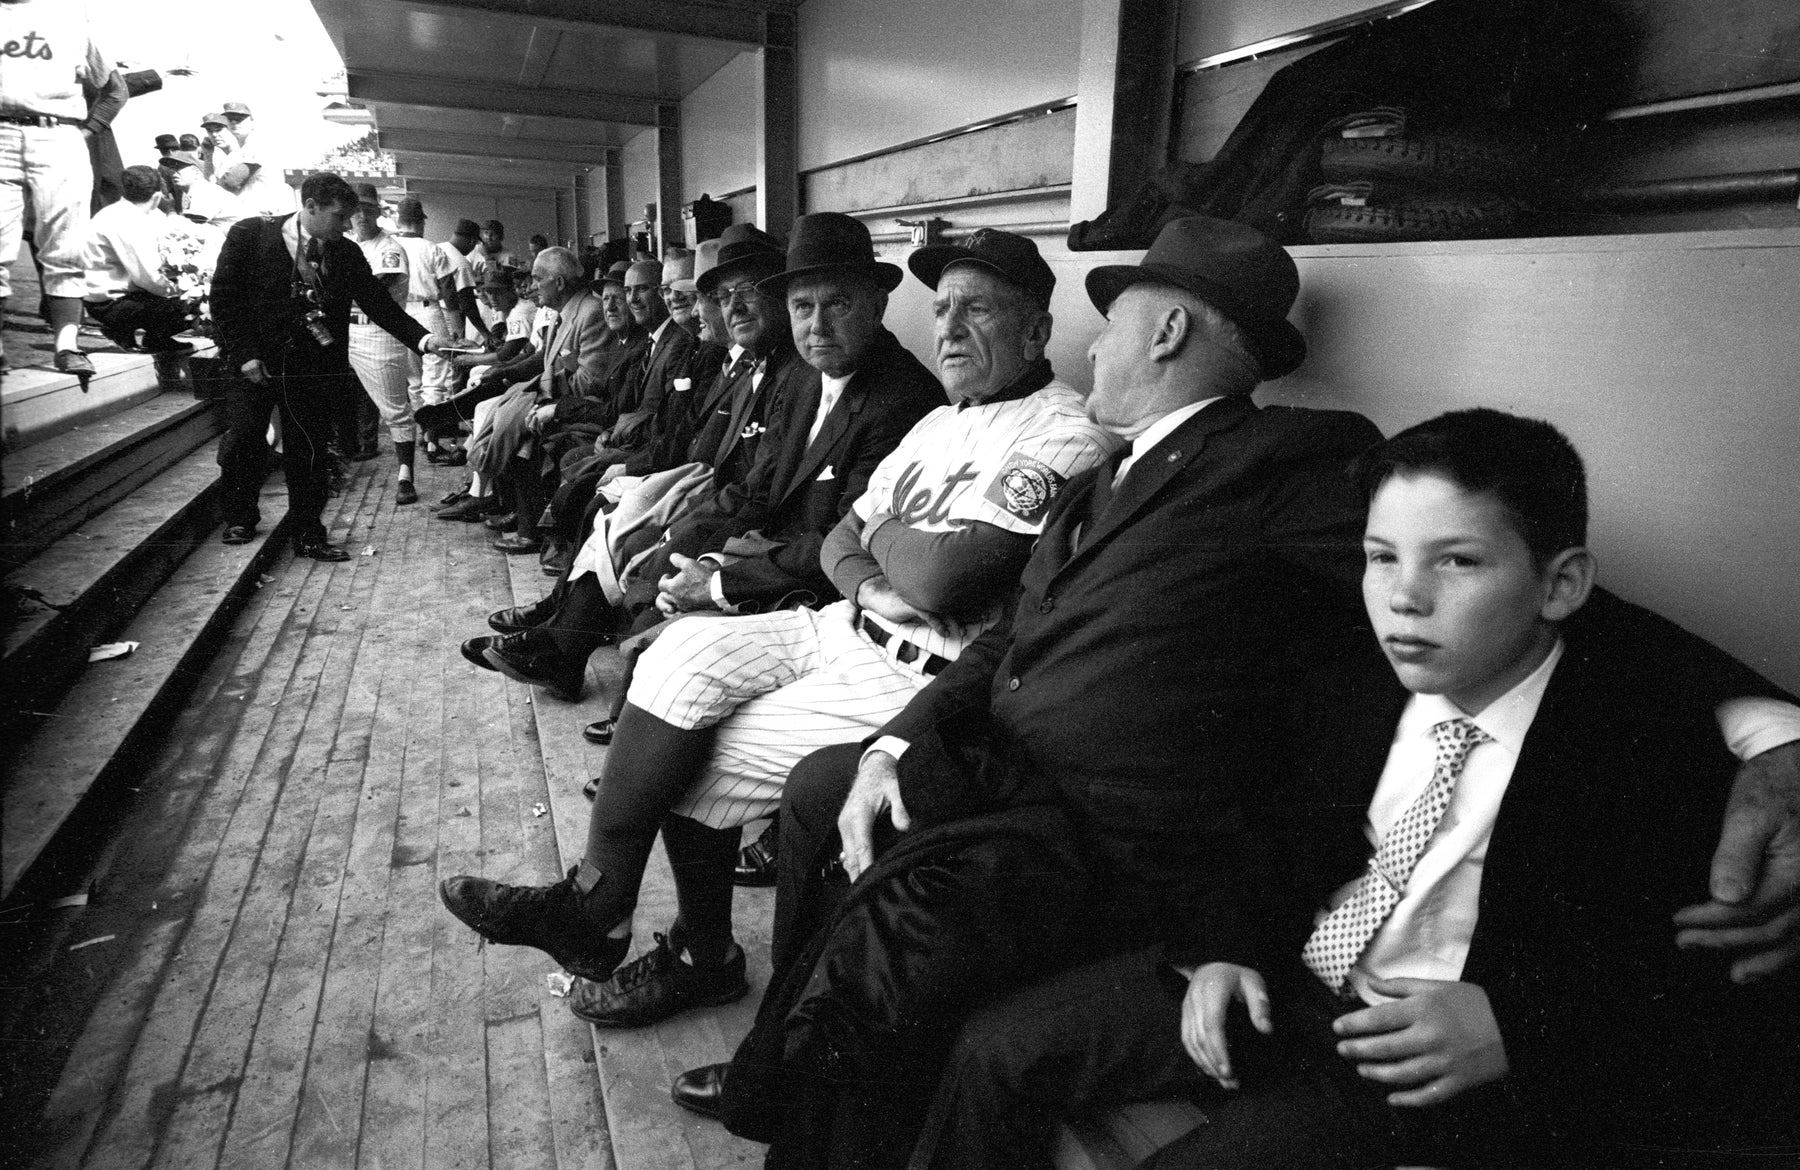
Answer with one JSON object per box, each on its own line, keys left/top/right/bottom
{"left": 664, "top": 289, "right": 697, "bottom": 308}
{"left": 709, "top": 282, "right": 761, "bottom": 307}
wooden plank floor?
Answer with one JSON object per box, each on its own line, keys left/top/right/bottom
{"left": 8, "top": 456, "right": 772, "bottom": 1169}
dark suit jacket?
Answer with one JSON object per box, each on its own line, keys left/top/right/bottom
{"left": 1266, "top": 594, "right": 1798, "bottom": 1159}
{"left": 632, "top": 337, "right": 729, "bottom": 474}
{"left": 882, "top": 395, "right": 1381, "bottom": 960}
{"left": 211, "top": 214, "right": 427, "bottom": 373}
{"left": 707, "top": 328, "right": 944, "bottom": 608}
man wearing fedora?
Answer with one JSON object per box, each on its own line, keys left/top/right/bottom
{"left": 438, "top": 212, "right": 943, "bottom": 1016}
{"left": 680, "top": 215, "right": 1379, "bottom": 1167}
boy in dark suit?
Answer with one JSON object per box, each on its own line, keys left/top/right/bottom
{"left": 918, "top": 409, "right": 1798, "bottom": 1169}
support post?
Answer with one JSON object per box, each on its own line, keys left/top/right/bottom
{"left": 572, "top": 169, "right": 590, "bottom": 248}
{"left": 603, "top": 148, "right": 625, "bottom": 241}
{"left": 757, "top": 14, "right": 799, "bottom": 236}
{"left": 1070, "top": 0, "right": 1180, "bottom": 224}
{"left": 657, "top": 102, "right": 684, "bottom": 254}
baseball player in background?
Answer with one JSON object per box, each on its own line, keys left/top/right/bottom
{"left": 438, "top": 229, "right": 1120, "bottom": 1030}
{"left": 389, "top": 197, "right": 461, "bottom": 449}
{"left": 1, "top": 0, "right": 113, "bottom": 377}
{"left": 347, "top": 183, "right": 422, "bottom": 505}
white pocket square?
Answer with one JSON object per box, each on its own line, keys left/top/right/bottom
{"left": 817, "top": 465, "right": 836, "bottom": 480}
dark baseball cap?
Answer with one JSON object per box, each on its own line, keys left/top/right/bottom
{"left": 353, "top": 182, "right": 382, "bottom": 208}
{"left": 909, "top": 228, "right": 1056, "bottom": 311}
{"left": 397, "top": 196, "right": 426, "bottom": 222}
{"left": 222, "top": 101, "right": 252, "bottom": 117}
{"left": 454, "top": 218, "right": 481, "bottom": 238}
{"left": 200, "top": 111, "right": 228, "bottom": 128}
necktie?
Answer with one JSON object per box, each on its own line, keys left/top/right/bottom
{"left": 1075, "top": 449, "right": 1129, "bottom": 550}
{"left": 807, "top": 380, "right": 841, "bottom": 448}
{"left": 303, "top": 234, "right": 322, "bottom": 278}
{"left": 1301, "top": 717, "right": 1493, "bottom": 994}
{"left": 720, "top": 353, "right": 754, "bottom": 388}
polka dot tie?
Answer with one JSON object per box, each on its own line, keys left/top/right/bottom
{"left": 1301, "top": 716, "right": 1492, "bottom": 994}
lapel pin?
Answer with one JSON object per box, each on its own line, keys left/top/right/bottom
{"left": 1166, "top": 450, "right": 1180, "bottom": 462}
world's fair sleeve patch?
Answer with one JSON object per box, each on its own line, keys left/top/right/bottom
{"left": 984, "top": 453, "right": 1067, "bottom": 522}
{"left": 376, "top": 247, "right": 406, "bottom": 274}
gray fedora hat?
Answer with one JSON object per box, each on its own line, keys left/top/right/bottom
{"left": 696, "top": 223, "right": 787, "bottom": 295}
{"left": 1085, "top": 216, "right": 1306, "bottom": 379}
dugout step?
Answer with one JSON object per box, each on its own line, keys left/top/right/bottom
{"left": 2, "top": 390, "right": 226, "bottom": 570}
{"left": 1, "top": 438, "right": 289, "bottom": 903}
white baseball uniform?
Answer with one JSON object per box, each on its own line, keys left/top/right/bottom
{"left": 643, "top": 377, "right": 1118, "bottom": 829}
{"left": 393, "top": 232, "right": 456, "bottom": 403}
{"left": 349, "top": 229, "right": 417, "bottom": 442}
{"left": 0, "top": 0, "right": 111, "bottom": 301}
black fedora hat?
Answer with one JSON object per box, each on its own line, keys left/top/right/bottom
{"left": 909, "top": 227, "right": 1055, "bottom": 310}
{"left": 1085, "top": 216, "right": 1306, "bottom": 379}
{"left": 757, "top": 212, "right": 902, "bottom": 297}
{"left": 696, "top": 223, "right": 787, "bottom": 295}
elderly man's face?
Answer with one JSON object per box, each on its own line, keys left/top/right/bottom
{"left": 933, "top": 265, "right": 1042, "bottom": 402}
{"left": 710, "top": 264, "right": 778, "bottom": 351}
{"left": 665, "top": 286, "right": 700, "bottom": 336}
{"left": 696, "top": 289, "right": 729, "bottom": 345}
{"left": 624, "top": 271, "right": 667, "bottom": 329}
{"left": 600, "top": 285, "right": 628, "bottom": 330}
{"left": 532, "top": 264, "right": 573, "bottom": 310}
{"left": 788, "top": 274, "right": 884, "bottom": 377}
{"left": 1084, "top": 285, "right": 1172, "bottom": 437}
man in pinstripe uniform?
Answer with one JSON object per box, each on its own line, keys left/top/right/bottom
{"left": 346, "top": 184, "right": 423, "bottom": 504}
{"left": 440, "top": 229, "right": 1118, "bottom": 1026}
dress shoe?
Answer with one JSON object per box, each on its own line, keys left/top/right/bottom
{"left": 438, "top": 486, "right": 471, "bottom": 507}
{"left": 582, "top": 718, "right": 616, "bottom": 746}
{"left": 461, "top": 629, "right": 542, "bottom": 670}
{"left": 435, "top": 494, "right": 499, "bottom": 522}
{"left": 483, "top": 638, "right": 585, "bottom": 700}
{"left": 395, "top": 479, "right": 419, "bottom": 505}
{"left": 54, "top": 349, "right": 96, "bottom": 376}
{"left": 221, "top": 524, "right": 255, "bottom": 545}
{"left": 438, "top": 866, "right": 630, "bottom": 981}
{"left": 569, "top": 934, "right": 748, "bottom": 1028}
{"left": 483, "top": 510, "right": 518, "bottom": 532}
{"left": 491, "top": 533, "right": 542, "bottom": 555}
{"left": 541, "top": 541, "right": 573, "bottom": 576}
{"left": 294, "top": 538, "right": 352, "bottom": 562}
{"left": 734, "top": 819, "right": 778, "bottom": 887}
{"left": 488, "top": 596, "right": 557, "bottom": 633}
{"left": 671, "top": 1063, "right": 730, "bottom": 1120}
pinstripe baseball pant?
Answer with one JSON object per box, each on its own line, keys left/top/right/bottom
{"left": 630, "top": 600, "right": 934, "bottom": 831}
{"left": 347, "top": 323, "right": 417, "bottom": 442}
{"left": 405, "top": 302, "right": 452, "bottom": 403}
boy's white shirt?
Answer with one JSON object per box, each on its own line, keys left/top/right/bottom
{"left": 1341, "top": 644, "right": 1800, "bottom": 1005}
{"left": 1340, "top": 641, "right": 1563, "bottom": 1003}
